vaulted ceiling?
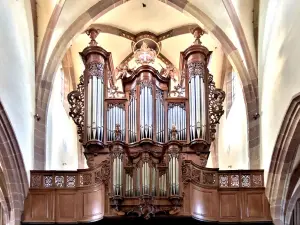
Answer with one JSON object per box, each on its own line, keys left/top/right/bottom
{"left": 68, "top": 0, "right": 225, "bottom": 87}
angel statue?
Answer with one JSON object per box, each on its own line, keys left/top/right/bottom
{"left": 115, "top": 63, "right": 133, "bottom": 80}
{"left": 160, "top": 64, "right": 177, "bottom": 82}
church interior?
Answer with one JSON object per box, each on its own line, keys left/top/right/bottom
{"left": 0, "top": 0, "right": 300, "bottom": 224}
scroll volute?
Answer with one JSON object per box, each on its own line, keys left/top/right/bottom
{"left": 121, "top": 65, "right": 170, "bottom": 92}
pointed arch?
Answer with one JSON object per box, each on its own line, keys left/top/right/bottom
{"left": 266, "top": 94, "right": 300, "bottom": 225}
{"left": 0, "top": 102, "right": 28, "bottom": 225}
{"left": 34, "top": 0, "right": 259, "bottom": 170}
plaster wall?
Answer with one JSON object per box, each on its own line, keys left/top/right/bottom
{"left": 0, "top": 0, "right": 35, "bottom": 176}
{"left": 217, "top": 73, "right": 248, "bottom": 170}
{"left": 46, "top": 66, "right": 79, "bottom": 170}
{"left": 231, "top": 0, "right": 256, "bottom": 67}
{"left": 258, "top": 0, "right": 300, "bottom": 180}
{"left": 36, "top": 0, "right": 57, "bottom": 56}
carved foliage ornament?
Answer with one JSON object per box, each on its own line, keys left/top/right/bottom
{"left": 188, "top": 61, "right": 205, "bottom": 80}
{"left": 108, "top": 71, "right": 125, "bottom": 98}
{"left": 67, "top": 75, "right": 84, "bottom": 142}
{"left": 87, "top": 62, "right": 104, "bottom": 81}
{"left": 208, "top": 74, "right": 225, "bottom": 141}
{"left": 95, "top": 160, "right": 110, "bottom": 185}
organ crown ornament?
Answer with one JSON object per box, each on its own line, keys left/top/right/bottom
{"left": 67, "top": 26, "right": 225, "bottom": 220}
{"left": 134, "top": 41, "right": 157, "bottom": 65}
{"left": 132, "top": 32, "right": 160, "bottom": 65}
{"left": 191, "top": 26, "right": 206, "bottom": 45}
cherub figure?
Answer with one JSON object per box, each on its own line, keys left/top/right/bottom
{"left": 116, "top": 64, "right": 133, "bottom": 80}
{"left": 160, "top": 64, "right": 177, "bottom": 82}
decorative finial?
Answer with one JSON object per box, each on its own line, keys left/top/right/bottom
{"left": 190, "top": 27, "right": 205, "bottom": 45}
{"left": 86, "top": 28, "right": 101, "bottom": 46}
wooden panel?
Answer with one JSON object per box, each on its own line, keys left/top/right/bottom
{"left": 56, "top": 191, "right": 76, "bottom": 222}
{"left": 78, "top": 185, "right": 105, "bottom": 222}
{"left": 23, "top": 191, "right": 54, "bottom": 222}
{"left": 219, "top": 191, "right": 240, "bottom": 221}
{"left": 190, "top": 185, "right": 218, "bottom": 221}
{"left": 242, "top": 191, "right": 265, "bottom": 220}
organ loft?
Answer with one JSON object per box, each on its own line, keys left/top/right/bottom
{"left": 23, "top": 27, "right": 271, "bottom": 224}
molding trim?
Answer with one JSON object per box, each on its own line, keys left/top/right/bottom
{"left": 266, "top": 94, "right": 300, "bottom": 224}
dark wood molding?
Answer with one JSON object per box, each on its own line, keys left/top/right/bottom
{"left": 86, "top": 24, "right": 199, "bottom": 42}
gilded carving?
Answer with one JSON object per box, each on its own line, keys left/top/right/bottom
{"left": 219, "top": 175, "right": 229, "bottom": 187}
{"left": 55, "top": 176, "right": 64, "bottom": 188}
{"left": 208, "top": 74, "right": 225, "bottom": 141}
{"left": 241, "top": 174, "right": 251, "bottom": 187}
{"left": 95, "top": 160, "right": 110, "bottom": 185}
{"left": 67, "top": 75, "right": 84, "bottom": 142}
{"left": 43, "top": 175, "right": 53, "bottom": 188}
{"left": 230, "top": 175, "right": 239, "bottom": 187}
{"left": 188, "top": 62, "right": 205, "bottom": 80}
{"left": 80, "top": 173, "right": 92, "bottom": 186}
{"left": 31, "top": 175, "right": 42, "bottom": 188}
{"left": 203, "top": 172, "right": 216, "bottom": 185}
{"left": 253, "top": 174, "right": 263, "bottom": 187}
{"left": 66, "top": 176, "right": 76, "bottom": 188}
{"left": 87, "top": 62, "right": 104, "bottom": 80}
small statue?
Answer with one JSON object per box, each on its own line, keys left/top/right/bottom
{"left": 114, "top": 124, "right": 121, "bottom": 141}
{"left": 160, "top": 64, "right": 177, "bottom": 82}
{"left": 171, "top": 124, "right": 178, "bottom": 140}
{"left": 116, "top": 64, "right": 133, "bottom": 80}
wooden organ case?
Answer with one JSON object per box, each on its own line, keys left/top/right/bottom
{"left": 22, "top": 28, "right": 272, "bottom": 224}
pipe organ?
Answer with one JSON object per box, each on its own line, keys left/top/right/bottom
{"left": 67, "top": 27, "right": 225, "bottom": 219}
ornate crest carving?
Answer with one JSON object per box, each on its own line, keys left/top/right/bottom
{"left": 188, "top": 61, "right": 205, "bottom": 80}
{"left": 67, "top": 75, "right": 84, "bottom": 142}
{"left": 134, "top": 42, "right": 157, "bottom": 65}
{"left": 208, "top": 74, "right": 225, "bottom": 141}
{"left": 160, "top": 64, "right": 177, "bottom": 81}
{"left": 95, "top": 160, "right": 110, "bottom": 185}
{"left": 87, "top": 62, "right": 104, "bottom": 80}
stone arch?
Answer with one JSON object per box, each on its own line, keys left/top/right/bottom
{"left": 284, "top": 162, "right": 300, "bottom": 225}
{"left": 266, "top": 94, "right": 300, "bottom": 225}
{"left": 34, "top": 0, "right": 259, "bottom": 169}
{"left": 0, "top": 102, "right": 28, "bottom": 225}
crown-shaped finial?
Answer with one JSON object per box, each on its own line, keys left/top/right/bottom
{"left": 86, "top": 28, "right": 101, "bottom": 46}
{"left": 190, "top": 27, "right": 206, "bottom": 45}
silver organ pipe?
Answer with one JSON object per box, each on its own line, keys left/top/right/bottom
{"left": 140, "top": 83, "right": 153, "bottom": 140}
{"left": 167, "top": 103, "right": 187, "bottom": 140}
{"left": 156, "top": 88, "right": 164, "bottom": 142}
{"left": 188, "top": 62, "right": 207, "bottom": 141}
{"left": 151, "top": 167, "right": 156, "bottom": 196}
{"left": 136, "top": 168, "right": 140, "bottom": 196}
{"left": 67, "top": 28, "right": 225, "bottom": 213}
{"left": 107, "top": 104, "right": 125, "bottom": 141}
{"left": 112, "top": 153, "right": 123, "bottom": 196}
{"left": 129, "top": 90, "right": 137, "bottom": 143}
{"left": 141, "top": 162, "right": 150, "bottom": 195}
{"left": 86, "top": 63, "right": 105, "bottom": 142}
{"left": 168, "top": 152, "right": 179, "bottom": 196}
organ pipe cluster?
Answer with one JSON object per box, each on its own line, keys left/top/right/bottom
{"left": 68, "top": 27, "right": 225, "bottom": 215}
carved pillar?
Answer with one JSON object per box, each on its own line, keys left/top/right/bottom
{"left": 79, "top": 28, "right": 111, "bottom": 154}
{"left": 110, "top": 144, "right": 124, "bottom": 211}
{"left": 167, "top": 143, "right": 182, "bottom": 210}
{"left": 182, "top": 27, "right": 225, "bottom": 165}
